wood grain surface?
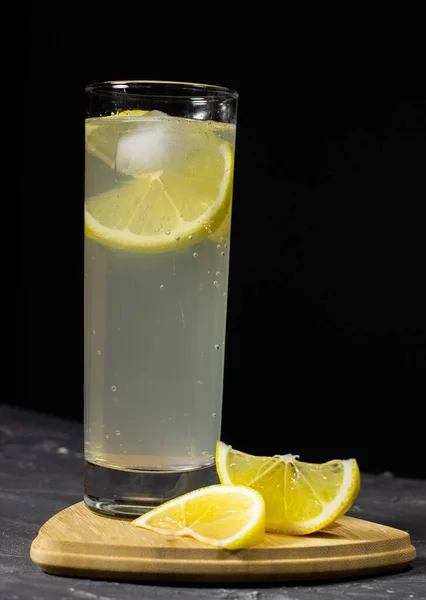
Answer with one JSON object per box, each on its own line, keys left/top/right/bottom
{"left": 30, "top": 501, "right": 416, "bottom": 583}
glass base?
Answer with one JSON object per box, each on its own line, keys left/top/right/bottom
{"left": 84, "top": 459, "right": 219, "bottom": 518}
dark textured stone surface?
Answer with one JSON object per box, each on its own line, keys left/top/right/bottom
{"left": 1, "top": 404, "right": 425, "bottom": 600}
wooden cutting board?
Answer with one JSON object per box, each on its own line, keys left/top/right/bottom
{"left": 30, "top": 502, "right": 416, "bottom": 583}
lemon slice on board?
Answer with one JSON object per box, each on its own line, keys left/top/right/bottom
{"left": 85, "top": 114, "right": 234, "bottom": 253}
{"left": 216, "top": 441, "right": 360, "bottom": 535}
{"left": 132, "top": 484, "right": 265, "bottom": 549}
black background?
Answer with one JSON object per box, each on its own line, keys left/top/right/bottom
{"left": 22, "top": 26, "right": 426, "bottom": 479}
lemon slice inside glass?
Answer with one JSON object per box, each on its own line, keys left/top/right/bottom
{"left": 85, "top": 113, "right": 234, "bottom": 253}
{"left": 132, "top": 484, "right": 265, "bottom": 549}
{"left": 216, "top": 441, "right": 361, "bottom": 535}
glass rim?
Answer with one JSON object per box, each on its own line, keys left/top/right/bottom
{"left": 85, "top": 80, "right": 239, "bottom": 100}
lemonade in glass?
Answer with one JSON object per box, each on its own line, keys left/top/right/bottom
{"left": 84, "top": 82, "right": 238, "bottom": 516}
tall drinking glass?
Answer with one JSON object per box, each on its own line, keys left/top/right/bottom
{"left": 84, "top": 81, "right": 238, "bottom": 516}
